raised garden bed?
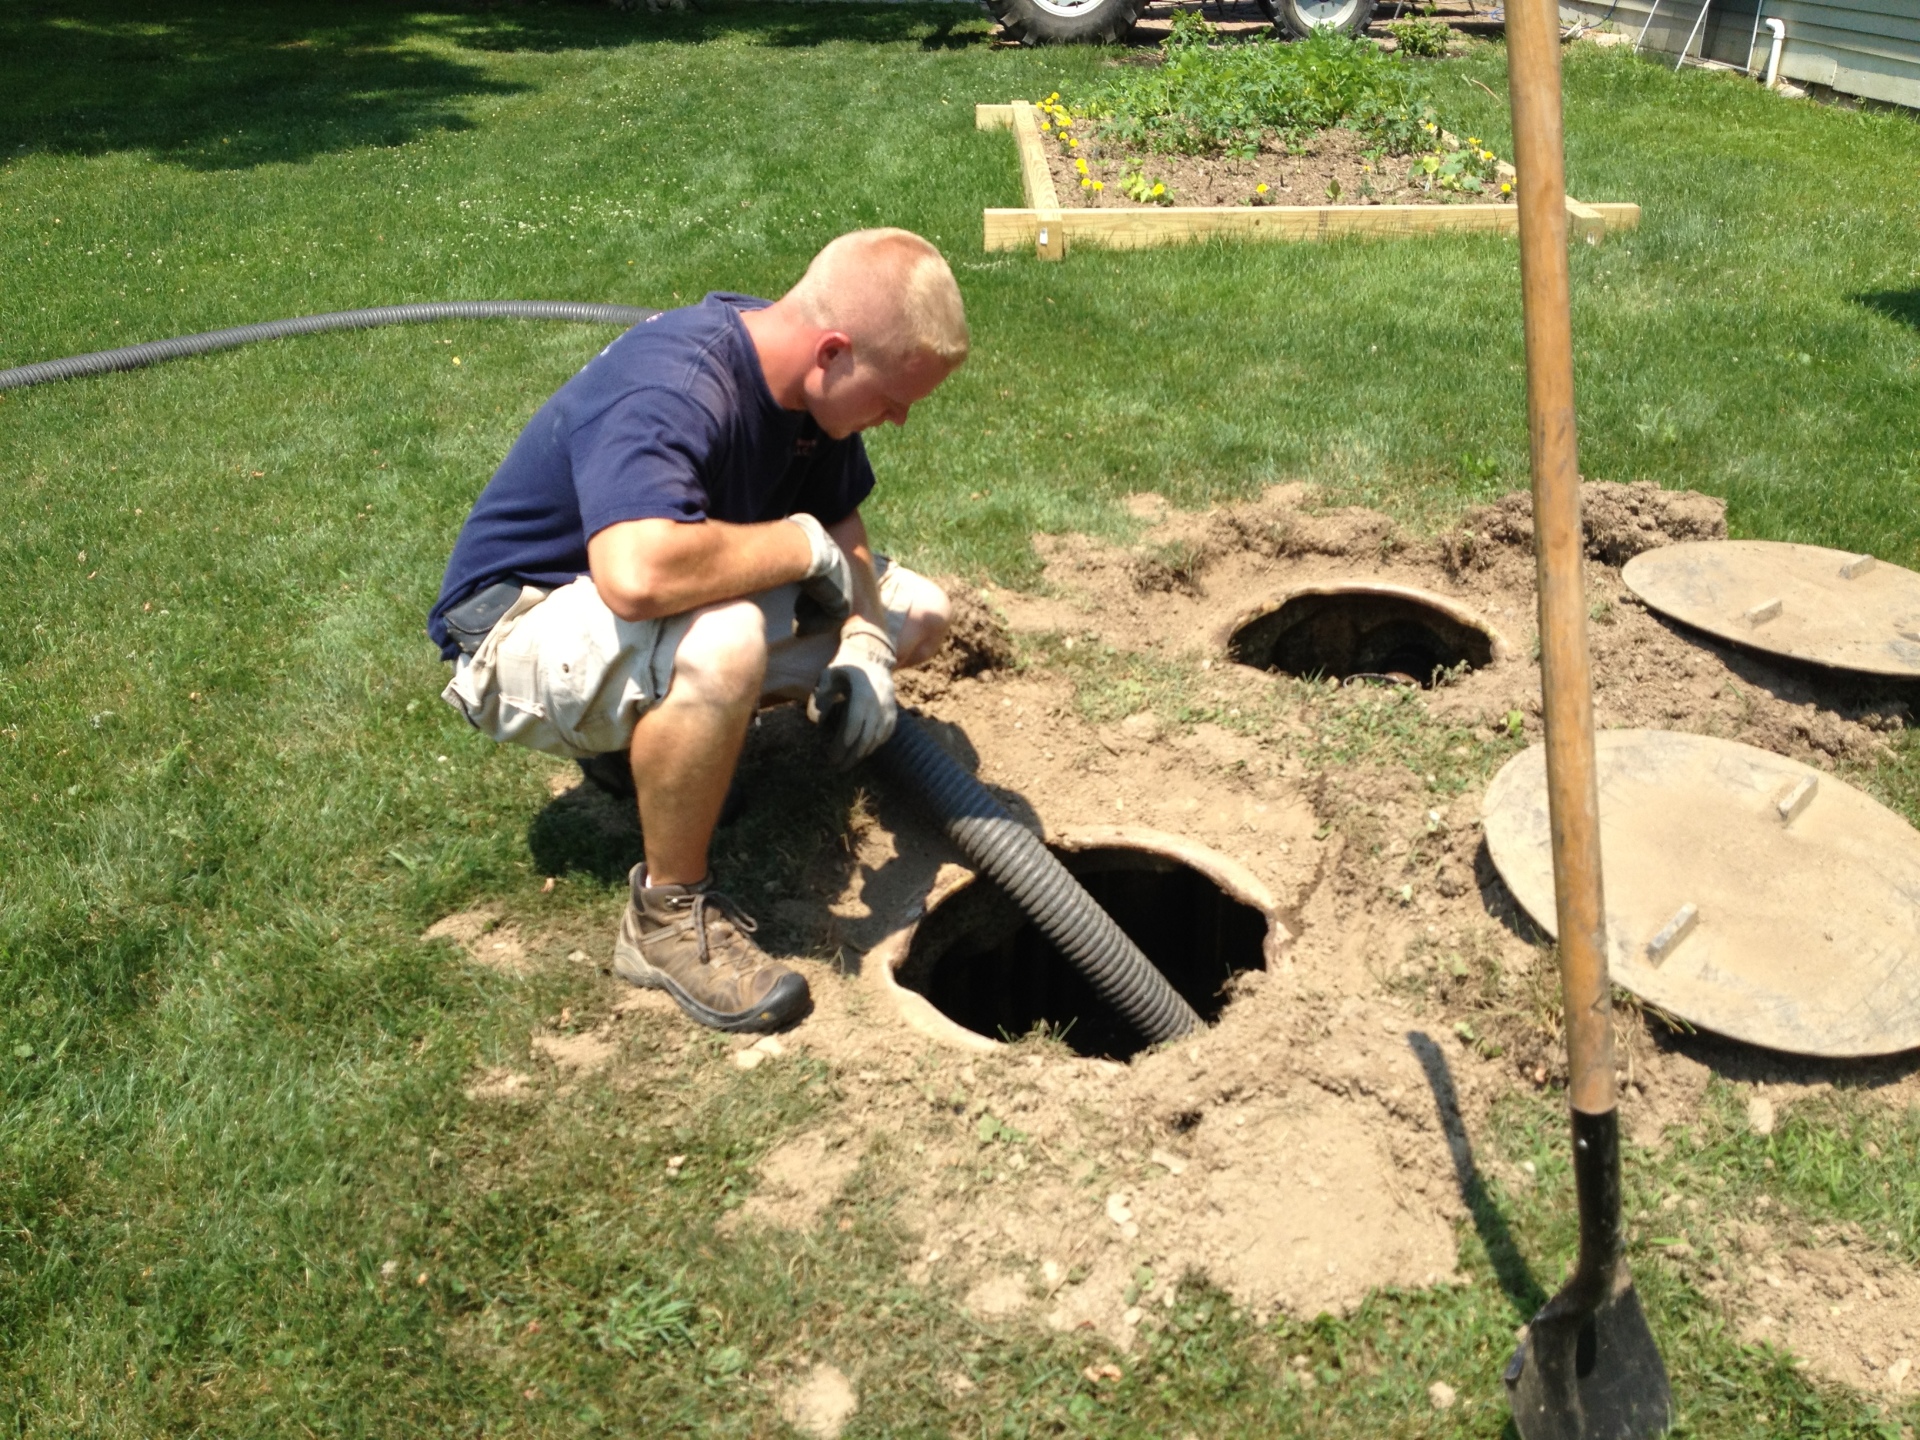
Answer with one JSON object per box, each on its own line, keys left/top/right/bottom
{"left": 977, "top": 24, "right": 1636, "bottom": 258}
{"left": 979, "top": 99, "right": 1639, "bottom": 258}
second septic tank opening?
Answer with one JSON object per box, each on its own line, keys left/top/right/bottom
{"left": 897, "top": 846, "right": 1270, "bottom": 1061}
{"left": 1228, "top": 586, "right": 1495, "bottom": 687}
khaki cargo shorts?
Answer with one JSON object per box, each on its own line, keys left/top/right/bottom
{"left": 441, "top": 559, "right": 939, "bottom": 760}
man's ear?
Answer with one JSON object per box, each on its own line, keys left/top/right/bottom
{"left": 811, "top": 330, "right": 855, "bottom": 377}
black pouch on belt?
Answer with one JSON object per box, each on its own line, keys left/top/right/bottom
{"left": 444, "top": 581, "right": 525, "bottom": 656}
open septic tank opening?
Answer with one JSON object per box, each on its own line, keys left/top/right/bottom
{"left": 1228, "top": 585, "right": 1496, "bottom": 687}
{"left": 897, "top": 846, "right": 1271, "bottom": 1060}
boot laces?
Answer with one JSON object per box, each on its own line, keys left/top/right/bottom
{"left": 674, "top": 889, "right": 758, "bottom": 967}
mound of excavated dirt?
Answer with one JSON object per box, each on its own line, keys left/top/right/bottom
{"left": 1446, "top": 479, "right": 1729, "bottom": 569}
{"left": 902, "top": 587, "right": 1021, "bottom": 698}
{"left": 460, "top": 483, "right": 1920, "bottom": 1385}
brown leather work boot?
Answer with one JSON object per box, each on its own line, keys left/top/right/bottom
{"left": 610, "top": 867, "right": 809, "bottom": 1033}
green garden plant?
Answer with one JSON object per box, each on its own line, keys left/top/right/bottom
{"left": 1066, "top": 27, "right": 1442, "bottom": 156}
{"left": 1387, "top": 17, "right": 1454, "bottom": 57}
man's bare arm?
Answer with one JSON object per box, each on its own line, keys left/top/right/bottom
{"left": 826, "top": 511, "right": 887, "bottom": 633}
{"left": 587, "top": 517, "right": 812, "bottom": 622}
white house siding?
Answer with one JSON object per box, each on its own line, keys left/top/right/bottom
{"left": 1560, "top": 0, "right": 1920, "bottom": 110}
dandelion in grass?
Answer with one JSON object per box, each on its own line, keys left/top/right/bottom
{"left": 1255, "top": 183, "right": 1268, "bottom": 194}
{"left": 1091, "top": 180, "right": 1104, "bottom": 191}
{"left": 1500, "top": 181, "right": 1512, "bottom": 194}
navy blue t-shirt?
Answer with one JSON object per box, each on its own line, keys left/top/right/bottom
{"left": 428, "top": 292, "right": 875, "bottom": 659}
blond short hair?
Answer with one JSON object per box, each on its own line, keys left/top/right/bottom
{"left": 785, "top": 229, "right": 970, "bottom": 370}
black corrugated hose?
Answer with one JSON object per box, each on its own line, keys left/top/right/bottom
{"left": 0, "top": 301, "right": 658, "bottom": 391}
{"left": 877, "top": 711, "right": 1202, "bottom": 1046}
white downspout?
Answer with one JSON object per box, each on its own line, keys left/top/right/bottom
{"left": 1763, "top": 18, "right": 1786, "bottom": 87}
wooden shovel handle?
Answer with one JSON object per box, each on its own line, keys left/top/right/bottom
{"left": 1508, "top": 0, "right": 1615, "bottom": 1116}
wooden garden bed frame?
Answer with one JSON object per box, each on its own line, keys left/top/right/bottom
{"left": 976, "top": 102, "right": 1640, "bottom": 260}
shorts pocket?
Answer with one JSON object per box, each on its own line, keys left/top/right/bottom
{"left": 491, "top": 621, "right": 551, "bottom": 719}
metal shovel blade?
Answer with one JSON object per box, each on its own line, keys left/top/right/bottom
{"left": 1505, "top": 1110, "right": 1671, "bottom": 1440}
{"left": 1506, "top": 1270, "right": 1671, "bottom": 1440}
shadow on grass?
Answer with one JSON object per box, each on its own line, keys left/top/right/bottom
{"left": 1, "top": 0, "right": 990, "bottom": 171}
{"left": 1409, "top": 1029, "right": 1548, "bottom": 1319}
{"left": 1856, "top": 290, "right": 1920, "bottom": 334}
{"left": 528, "top": 780, "right": 644, "bottom": 884}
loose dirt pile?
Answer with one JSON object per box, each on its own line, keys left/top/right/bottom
{"left": 451, "top": 483, "right": 1920, "bottom": 1389}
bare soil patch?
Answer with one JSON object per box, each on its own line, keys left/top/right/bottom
{"left": 422, "top": 907, "right": 531, "bottom": 974}
{"left": 1699, "top": 1213, "right": 1920, "bottom": 1398}
{"left": 1045, "top": 120, "right": 1509, "bottom": 210}
{"left": 471, "top": 483, "right": 1920, "bottom": 1386}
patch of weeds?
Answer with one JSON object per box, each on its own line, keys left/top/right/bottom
{"left": 1454, "top": 450, "right": 1502, "bottom": 486}
{"left": 1025, "top": 633, "right": 1239, "bottom": 729}
{"left": 1386, "top": 17, "right": 1453, "bottom": 56}
{"left": 975, "top": 1112, "right": 1028, "bottom": 1145}
{"left": 1845, "top": 725, "right": 1920, "bottom": 830}
{"left": 1302, "top": 684, "right": 1523, "bottom": 797}
{"left": 1407, "top": 125, "right": 1506, "bottom": 197}
{"left": 1131, "top": 538, "right": 1210, "bottom": 594}
{"left": 1119, "top": 164, "right": 1173, "bottom": 206}
{"left": 1065, "top": 28, "right": 1441, "bottom": 157}
{"left": 1392, "top": 928, "right": 1562, "bottom": 1072}
{"left": 595, "top": 1275, "right": 697, "bottom": 1357}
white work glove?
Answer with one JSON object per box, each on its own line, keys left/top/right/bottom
{"left": 786, "top": 512, "right": 854, "bottom": 622}
{"left": 807, "top": 617, "right": 898, "bottom": 769}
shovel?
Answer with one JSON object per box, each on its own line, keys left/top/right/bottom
{"left": 1500, "top": 1, "right": 1672, "bottom": 1435}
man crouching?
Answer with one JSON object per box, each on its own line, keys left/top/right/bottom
{"left": 428, "top": 229, "right": 966, "bottom": 1033}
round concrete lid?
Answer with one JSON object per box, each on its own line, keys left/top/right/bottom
{"left": 1621, "top": 540, "right": 1920, "bottom": 678}
{"left": 1483, "top": 729, "right": 1920, "bottom": 1057}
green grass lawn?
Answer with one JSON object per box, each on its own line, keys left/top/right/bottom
{"left": 4, "top": 1, "right": 1920, "bottom": 1433}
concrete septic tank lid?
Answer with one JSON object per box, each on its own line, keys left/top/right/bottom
{"left": 865, "top": 826, "right": 1290, "bottom": 1056}
{"left": 1621, "top": 540, "right": 1920, "bottom": 678}
{"left": 1482, "top": 728, "right": 1920, "bottom": 1058}
{"left": 1222, "top": 582, "right": 1509, "bottom": 688}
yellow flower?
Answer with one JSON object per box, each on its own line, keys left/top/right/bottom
{"left": 1500, "top": 181, "right": 1512, "bottom": 193}
{"left": 1081, "top": 178, "right": 1092, "bottom": 189}
{"left": 1151, "top": 182, "right": 1164, "bottom": 195}
{"left": 1075, "top": 158, "right": 1088, "bottom": 173}
{"left": 1468, "top": 136, "right": 1478, "bottom": 146}
{"left": 1481, "top": 149, "right": 1494, "bottom": 161}
{"left": 1255, "top": 183, "right": 1268, "bottom": 193}
{"left": 1091, "top": 180, "right": 1104, "bottom": 191}
{"left": 1068, "top": 137, "right": 1078, "bottom": 148}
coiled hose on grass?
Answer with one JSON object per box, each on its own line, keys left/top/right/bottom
{"left": 877, "top": 711, "right": 1202, "bottom": 1046}
{"left": 0, "top": 300, "right": 659, "bottom": 391}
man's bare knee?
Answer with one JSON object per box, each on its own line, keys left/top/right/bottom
{"left": 897, "top": 583, "right": 952, "bottom": 671}
{"left": 669, "top": 599, "right": 768, "bottom": 703}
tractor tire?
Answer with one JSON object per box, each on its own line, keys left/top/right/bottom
{"left": 987, "top": 0, "right": 1146, "bottom": 46}
{"left": 1270, "top": 0, "right": 1376, "bottom": 39}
